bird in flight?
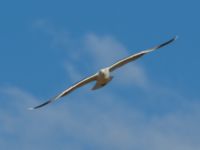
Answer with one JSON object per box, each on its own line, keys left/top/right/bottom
{"left": 29, "top": 36, "right": 177, "bottom": 110}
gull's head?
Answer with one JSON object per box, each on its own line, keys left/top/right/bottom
{"left": 99, "top": 68, "right": 109, "bottom": 74}
{"left": 99, "top": 68, "right": 110, "bottom": 78}
{"left": 99, "top": 69, "right": 105, "bottom": 75}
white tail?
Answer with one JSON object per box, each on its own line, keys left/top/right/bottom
{"left": 91, "top": 76, "right": 113, "bottom": 90}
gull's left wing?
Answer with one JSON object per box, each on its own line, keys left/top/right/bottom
{"left": 29, "top": 73, "right": 98, "bottom": 110}
{"left": 109, "top": 36, "right": 177, "bottom": 72}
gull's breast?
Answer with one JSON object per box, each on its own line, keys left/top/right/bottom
{"left": 97, "top": 68, "right": 110, "bottom": 84}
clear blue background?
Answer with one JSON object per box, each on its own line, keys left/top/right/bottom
{"left": 0, "top": 0, "right": 199, "bottom": 149}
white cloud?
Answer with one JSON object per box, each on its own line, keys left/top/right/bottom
{"left": 60, "top": 32, "right": 149, "bottom": 89}
{"left": 0, "top": 86, "right": 200, "bottom": 150}
{"left": 84, "top": 33, "right": 128, "bottom": 67}
{"left": 83, "top": 33, "right": 150, "bottom": 88}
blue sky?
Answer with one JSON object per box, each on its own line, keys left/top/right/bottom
{"left": 0, "top": 0, "right": 200, "bottom": 149}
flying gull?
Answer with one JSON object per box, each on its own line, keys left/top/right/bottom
{"left": 29, "top": 36, "right": 177, "bottom": 110}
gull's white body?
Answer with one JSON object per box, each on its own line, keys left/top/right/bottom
{"left": 92, "top": 68, "right": 113, "bottom": 90}
{"left": 29, "top": 36, "right": 177, "bottom": 110}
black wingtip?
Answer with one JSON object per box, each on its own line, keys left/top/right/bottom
{"left": 28, "top": 100, "right": 52, "bottom": 110}
{"left": 157, "top": 36, "right": 178, "bottom": 49}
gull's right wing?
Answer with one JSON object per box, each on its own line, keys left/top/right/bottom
{"left": 109, "top": 36, "right": 177, "bottom": 72}
{"left": 29, "top": 73, "right": 98, "bottom": 110}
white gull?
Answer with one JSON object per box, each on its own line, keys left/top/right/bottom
{"left": 29, "top": 36, "right": 177, "bottom": 110}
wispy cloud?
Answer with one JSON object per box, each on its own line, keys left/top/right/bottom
{"left": 0, "top": 86, "right": 199, "bottom": 150}
{"left": 83, "top": 33, "right": 149, "bottom": 88}
{"left": 33, "top": 19, "right": 72, "bottom": 50}
{"left": 84, "top": 33, "right": 127, "bottom": 67}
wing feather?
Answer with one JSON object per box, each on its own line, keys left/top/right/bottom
{"left": 109, "top": 36, "right": 177, "bottom": 72}
{"left": 29, "top": 74, "right": 97, "bottom": 110}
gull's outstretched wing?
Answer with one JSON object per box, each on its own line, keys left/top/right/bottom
{"left": 109, "top": 36, "right": 177, "bottom": 72}
{"left": 29, "top": 74, "right": 98, "bottom": 110}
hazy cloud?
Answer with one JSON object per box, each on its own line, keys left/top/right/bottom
{"left": 0, "top": 86, "right": 199, "bottom": 150}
